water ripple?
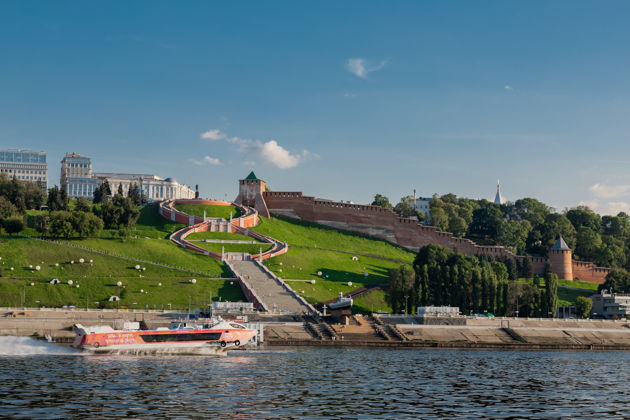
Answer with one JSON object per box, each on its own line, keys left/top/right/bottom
{"left": 0, "top": 348, "right": 629, "bottom": 418}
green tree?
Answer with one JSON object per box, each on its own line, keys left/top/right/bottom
{"left": 575, "top": 296, "right": 593, "bottom": 319}
{"left": 599, "top": 268, "right": 630, "bottom": 294}
{"left": 75, "top": 197, "right": 91, "bottom": 212}
{"left": 574, "top": 226, "right": 602, "bottom": 261}
{"left": 545, "top": 272, "right": 559, "bottom": 317}
{"left": 371, "top": 194, "right": 393, "bottom": 210}
{"left": 117, "top": 183, "right": 124, "bottom": 196}
{"left": 394, "top": 195, "right": 416, "bottom": 218}
{"left": 388, "top": 265, "right": 416, "bottom": 313}
{"left": 0, "top": 196, "right": 18, "bottom": 219}
{"left": 3, "top": 216, "right": 24, "bottom": 235}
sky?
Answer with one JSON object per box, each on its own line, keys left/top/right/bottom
{"left": 2, "top": 1, "right": 630, "bottom": 214}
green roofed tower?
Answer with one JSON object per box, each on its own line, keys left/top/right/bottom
{"left": 235, "top": 172, "right": 270, "bottom": 218}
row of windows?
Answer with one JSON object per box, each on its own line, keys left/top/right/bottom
{"left": 0, "top": 168, "right": 46, "bottom": 175}
{"left": 0, "top": 152, "right": 46, "bottom": 164}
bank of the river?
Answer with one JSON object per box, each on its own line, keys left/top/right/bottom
{"left": 2, "top": 309, "right": 630, "bottom": 351}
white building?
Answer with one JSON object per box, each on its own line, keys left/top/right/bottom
{"left": 94, "top": 173, "right": 195, "bottom": 202}
{"left": 414, "top": 196, "right": 432, "bottom": 222}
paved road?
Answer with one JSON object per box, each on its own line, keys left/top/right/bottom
{"left": 230, "top": 261, "right": 310, "bottom": 313}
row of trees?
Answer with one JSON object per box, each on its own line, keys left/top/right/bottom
{"left": 372, "top": 191, "right": 630, "bottom": 270}
{"left": 93, "top": 179, "right": 145, "bottom": 205}
{"left": 389, "top": 244, "right": 559, "bottom": 317}
{"left": 35, "top": 211, "right": 104, "bottom": 238}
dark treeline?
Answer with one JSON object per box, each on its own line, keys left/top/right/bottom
{"left": 375, "top": 192, "right": 630, "bottom": 269}
{"left": 389, "top": 244, "right": 559, "bottom": 317}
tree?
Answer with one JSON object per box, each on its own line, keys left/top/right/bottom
{"left": 3, "top": 216, "right": 24, "bottom": 235}
{"left": 545, "top": 272, "right": 559, "bottom": 317}
{"left": 34, "top": 214, "right": 50, "bottom": 237}
{"left": 566, "top": 206, "right": 601, "bottom": 232}
{"left": 599, "top": 269, "right": 630, "bottom": 294}
{"left": 75, "top": 197, "right": 91, "bottom": 212}
{"left": 49, "top": 211, "right": 75, "bottom": 238}
{"left": 574, "top": 226, "right": 602, "bottom": 261}
{"left": 371, "top": 194, "right": 393, "bottom": 210}
{"left": 394, "top": 195, "right": 416, "bottom": 218}
{"left": 469, "top": 203, "right": 503, "bottom": 240}
{"left": 388, "top": 265, "right": 415, "bottom": 313}
{"left": 575, "top": 296, "right": 593, "bottom": 319}
{"left": 0, "top": 196, "right": 17, "bottom": 219}
{"left": 117, "top": 183, "right": 124, "bottom": 196}
{"left": 128, "top": 183, "right": 142, "bottom": 206}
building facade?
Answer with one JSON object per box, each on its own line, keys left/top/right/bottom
{"left": 591, "top": 293, "right": 630, "bottom": 319}
{"left": 60, "top": 153, "right": 100, "bottom": 198}
{"left": 414, "top": 196, "right": 432, "bottom": 222}
{"left": 94, "top": 173, "right": 195, "bottom": 202}
{"left": 0, "top": 149, "right": 48, "bottom": 191}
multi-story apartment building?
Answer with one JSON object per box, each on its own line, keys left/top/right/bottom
{"left": 60, "top": 153, "right": 101, "bottom": 198}
{"left": 0, "top": 149, "right": 48, "bottom": 191}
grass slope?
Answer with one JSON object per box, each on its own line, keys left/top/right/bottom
{"left": 0, "top": 237, "right": 243, "bottom": 309}
{"left": 174, "top": 203, "right": 241, "bottom": 220}
{"left": 58, "top": 238, "right": 229, "bottom": 277}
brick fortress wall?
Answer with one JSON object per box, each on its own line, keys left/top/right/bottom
{"left": 262, "top": 191, "right": 610, "bottom": 283}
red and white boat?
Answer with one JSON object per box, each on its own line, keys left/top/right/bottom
{"left": 72, "top": 319, "right": 257, "bottom": 355}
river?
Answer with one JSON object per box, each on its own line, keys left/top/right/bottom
{"left": 0, "top": 337, "right": 629, "bottom": 418}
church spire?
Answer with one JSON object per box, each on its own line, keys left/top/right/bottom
{"left": 494, "top": 180, "right": 505, "bottom": 205}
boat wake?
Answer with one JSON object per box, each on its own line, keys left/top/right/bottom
{"left": 0, "top": 336, "right": 81, "bottom": 356}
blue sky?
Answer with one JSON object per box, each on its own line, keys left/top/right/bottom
{"left": 2, "top": 1, "right": 630, "bottom": 214}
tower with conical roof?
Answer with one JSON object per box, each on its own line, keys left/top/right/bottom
{"left": 494, "top": 180, "right": 505, "bottom": 205}
{"left": 548, "top": 235, "right": 573, "bottom": 280}
{"left": 234, "top": 171, "right": 270, "bottom": 217}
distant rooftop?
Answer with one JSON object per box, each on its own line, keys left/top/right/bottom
{"left": 244, "top": 171, "right": 259, "bottom": 181}
{"left": 551, "top": 236, "right": 571, "bottom": 251}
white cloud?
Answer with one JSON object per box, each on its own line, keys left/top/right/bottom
{"left": 200, "top": 129, "right": 226, "bottom": 140}
{"left": 504, "top": 85, "right": 513, "bottom": 91}
{"left": 259, "top": 140, "right": 302, "bottom": 169}
{"left": 579, "top": 199, "right": 630, "bottom": 216}
{"left": 589, "top": 183, "right": 630, "bottom": 199}
{"left": 190, "top": 155, "right": 222, "bottom": 166}
{"left": 346, "top": 58, "right": 387, "bottom": 79}
{"left": 199, "top": 129, "right": 316, "bottom": 169}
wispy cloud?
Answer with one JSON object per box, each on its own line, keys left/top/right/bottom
{"left": 190, "top": 155, "right": 222, "bottom": 166}
{"left": 200, "top": 129, "right": 226, "bottom": 141}
{"left": 198, "top": 129, "right": 317, "bottom": 169}
{"left": 346, "top": 58, "right": 387, "bottom": 79}
{"left": 579, "top": 199, "right": 630, "bottom": 216}
{"left": 589, "top": 183, "right": 630, "bottom": 199}
{"left": 504, "top": 85, "right": 514, "bottom": 91}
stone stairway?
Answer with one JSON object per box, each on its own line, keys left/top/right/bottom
{"left": 230, "top": 260, "right": 311, "bottom": 314}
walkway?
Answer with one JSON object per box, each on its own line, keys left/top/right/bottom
{"left": 159, "top": 199, "right": 316, "bottom": 314}
{"left": 230, "top": 261, "right": 311, "bottom": 313}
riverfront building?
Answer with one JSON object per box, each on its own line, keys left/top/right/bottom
{"left": 0, "top": 149, "right": 48, "bottom": 191}
{"left": 414, "top": 196, "right": 432, "bottom": 222}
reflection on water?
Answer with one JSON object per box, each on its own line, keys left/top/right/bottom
{"left": 1, "top": 348, "right": 629, "bottom": 418}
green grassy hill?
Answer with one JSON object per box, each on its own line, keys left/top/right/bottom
{"left": 0, "top": 237, "right": 242, "bottom": 309}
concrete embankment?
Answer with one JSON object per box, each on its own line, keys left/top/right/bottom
{"left": 263, "top": 315, "right": 630, "bottom": 351}
{"left": 3, "top": 310, "right": 630, "bottom": 351}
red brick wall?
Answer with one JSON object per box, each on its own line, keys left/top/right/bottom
{"left": 263, "top": 191, "right": 611, "bottom": 283}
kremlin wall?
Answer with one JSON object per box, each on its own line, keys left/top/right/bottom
{"left": 235, "top": 172, "right": 612, "bottom": 284}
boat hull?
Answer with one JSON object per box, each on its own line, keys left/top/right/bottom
{"left": 81, "top": 341, "right": 236, "bottom": 356}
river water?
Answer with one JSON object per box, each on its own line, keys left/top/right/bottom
{"left": 0, "top": 338, "right": 629, "bottom": 418}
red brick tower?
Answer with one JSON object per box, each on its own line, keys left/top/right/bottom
{"left": 548, "top": 236, "right": 573, "bottom": 280}
{"left": 234, "top": 171, "right": 270, "bottom": 218}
